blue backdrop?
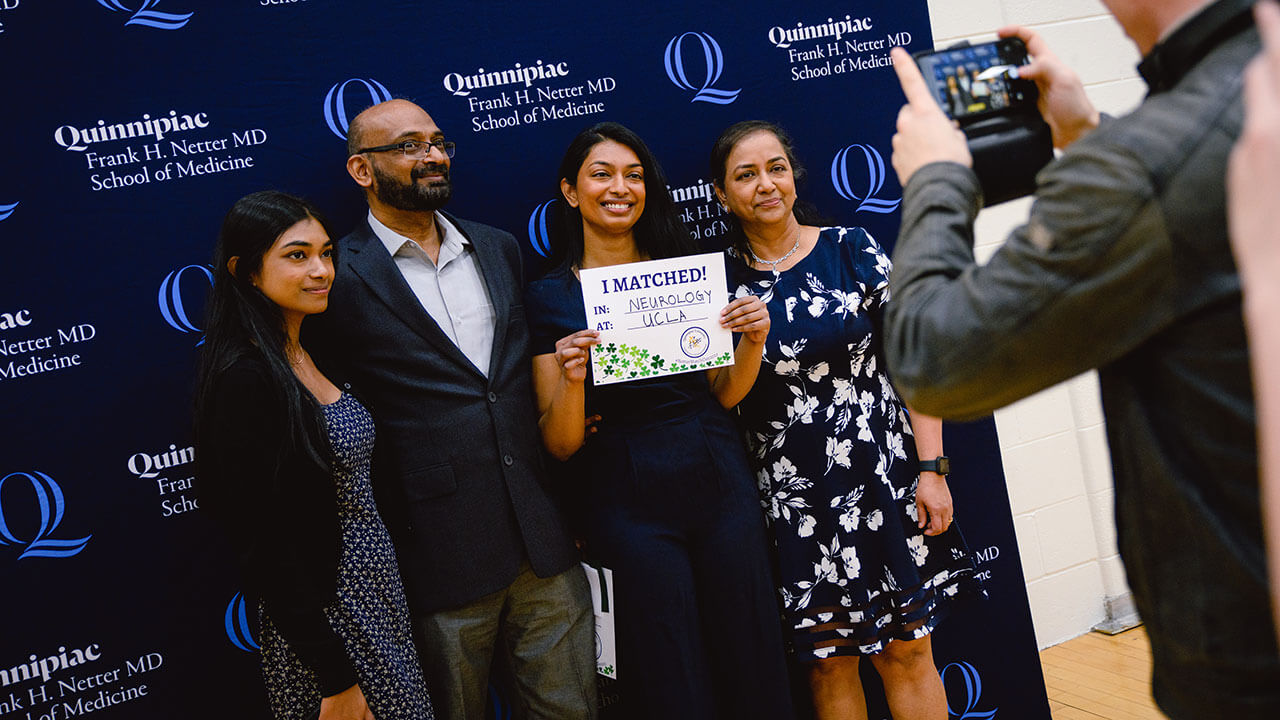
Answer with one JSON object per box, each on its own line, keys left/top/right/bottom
{"left": 0, "top": 2, "right": 1050, "bottom": 718}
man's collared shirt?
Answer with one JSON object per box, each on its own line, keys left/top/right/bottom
{"left": 369, "top": 210, "right": 495, "bottom": 376}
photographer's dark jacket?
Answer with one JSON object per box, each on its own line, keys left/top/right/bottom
{"left": 885, "top": 1, "right": 1276, "bottom": 717}
{"left": 197, "top": 355, "right": 357, "bottom": 697}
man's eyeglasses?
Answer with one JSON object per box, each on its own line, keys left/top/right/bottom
{"left": 355, "top": 139, "right": 456, "bottom": 159}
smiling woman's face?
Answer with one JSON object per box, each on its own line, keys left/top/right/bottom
{"left": 562, "top": 139, "right": 647, "bottom": 240}
{"left": 716, "top": 129, "right": 797, "bottom": 231}
{"left": 248, "top": 217, "right": 334, "bottom": 321}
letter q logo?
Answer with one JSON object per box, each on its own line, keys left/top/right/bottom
{"left": 225, "top": 592, "right": 261, "bottom": 653}
{"left": 96, "top": 0, "right": 193, "bottom": 30}
{"left": 526, "top": 200, "right": 557, "bottom": 258}
{"left": 664, "top": 32, "right": 741, "bottom": 104}
{"left": 941, "top": 661, "right": 998, "bottom": 719}
{"left": 830, "top": 143, "right": 901, "bottom": 214}
{"left": 324, "top": 78, "right": 393, "bottom": 140}
{"left": 158, "top": 264, "right": 213, "bottom": 345}
{"left": 0, "top": 471, "right": 93, "bottom": 560}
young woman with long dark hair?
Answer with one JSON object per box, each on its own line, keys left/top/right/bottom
{"left": 525, "top": 122, "right": 795, "bottom": 718}
{"left": 194, "top": 191, "right": 432, "bottom": 720}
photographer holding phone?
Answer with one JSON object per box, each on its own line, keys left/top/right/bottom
{"left": 885, "top": 1, "right": 1278, "bottom": 719}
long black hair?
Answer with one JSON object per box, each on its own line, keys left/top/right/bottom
{"left": 552, "top": 121, "right": 696, "bottom": 269}
{"left": 708, "top": 120, "right": 828, "bottom": 259}
{"left": 194, "top": 190, "right": 332, "bottom": 473}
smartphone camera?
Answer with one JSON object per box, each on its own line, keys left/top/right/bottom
{"left": 915, "top": 38, "right": 1039, "bottom": 124}
{"left": 912, "top": 38, "right": 1053, "bottom": 205}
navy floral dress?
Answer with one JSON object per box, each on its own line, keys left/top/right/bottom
{"left": 728, "top": 227, "right": 978, "bottom": 661}
{"left": 259, "top": 393, "right": 433, "bottom": 719}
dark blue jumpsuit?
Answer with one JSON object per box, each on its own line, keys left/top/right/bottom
{"left": 526, "top": 265, "right": 795, "bottom": 720}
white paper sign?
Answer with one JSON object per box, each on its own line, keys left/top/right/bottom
{"left": 579, "top": 252, "right": 733, "bottom": 385}
{"left": 581, "top": 562, "right": 617, "bottom": 679}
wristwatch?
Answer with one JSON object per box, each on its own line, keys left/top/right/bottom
{"left": 919, "top": 456, "right": 950, "bottom": 475}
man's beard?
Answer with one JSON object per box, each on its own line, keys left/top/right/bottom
{"left": 372, "top": 162, "right": 453, "bottom": 212}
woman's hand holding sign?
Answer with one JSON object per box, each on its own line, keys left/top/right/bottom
{"left": 720, "top": 295, "right": 771, "bottom": 345}
{"left": 554, "top": 329, "right": 600, "bottom": 385}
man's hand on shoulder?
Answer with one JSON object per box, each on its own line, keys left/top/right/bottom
{"left": 998, "top": 26, "right": 1100, "bottom": 150}
{"left": 890, "top": 47, "right": 972, "bottom": 188}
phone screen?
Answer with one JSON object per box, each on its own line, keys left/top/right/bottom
{"left": 916, "top": 39, "right": 1034, "bottom": 121}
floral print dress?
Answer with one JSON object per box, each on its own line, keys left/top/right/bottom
{"left": 259, "top": 393, "right": 433, "bottom": 719}
{"left": 729, "top": 226, "right": 978, "bottom": 661}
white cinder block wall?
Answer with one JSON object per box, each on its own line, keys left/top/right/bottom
{"left": 923, "top": 0, "right": 1148, "bottom": 648}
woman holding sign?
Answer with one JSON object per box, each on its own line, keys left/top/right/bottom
{"left": 526, "top": 122, "right": 794, "bottom": 718}
{"left": 710, "top": 121, "right": 978, "bottom": 720}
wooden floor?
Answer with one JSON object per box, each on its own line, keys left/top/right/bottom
{"left": 1039, "top": 627, "right": 1167, "bottom": 719}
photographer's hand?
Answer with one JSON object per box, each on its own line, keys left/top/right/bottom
{"left": 998, "top": 26, "right": 1099, "bottom": 149}
{"left": 890, "top": 47, "right": 972, "bottom": 187}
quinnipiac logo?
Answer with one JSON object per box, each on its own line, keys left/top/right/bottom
{"left": 96, "top": 0, "right": 192, "bottom": 30}
{"left": 323, "top": 78, "right": 393, "bottom": 140}
{"left": 527, "top": 200, "right": 557, "bottom": 258}
{"left": 225, "top": 592, "right": 260, "bottom": 653}
{"left": 0, "top": 471, "right": 92, "bottom": 560}
{"left": 159, "top": 264, "right": 212, "bottom": 344}
{"left": 663, "top": 32, "right": 740, "bottom": 104}
{"left": 0, "top": 201, "right": 17, "bottom": 222}
{"left": 941, "top": 661, "right": 998, "bottom": 719}
{"left": 830, "top": 143, "right": 901, "bottom": 214}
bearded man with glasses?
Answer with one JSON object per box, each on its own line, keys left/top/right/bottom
{"left": 308, "top": 99, "right": 598, "bottom": 720}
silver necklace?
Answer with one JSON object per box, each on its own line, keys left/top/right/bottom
{"left": 748, "top": 231, "right": 801, "bottom": 273}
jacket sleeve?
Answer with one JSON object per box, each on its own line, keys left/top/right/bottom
{"left": 883, "top": 144, "right": 1179, "bottom": 420}
{"left": 200, "top": 362, "right": 359, "bottom": 696}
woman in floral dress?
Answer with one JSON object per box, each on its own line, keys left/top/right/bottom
{"left": 711, "top": 121, "right": 978, "bottom": 720}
